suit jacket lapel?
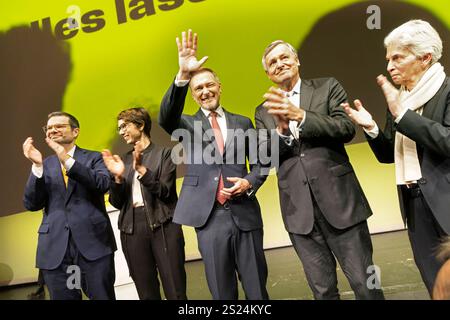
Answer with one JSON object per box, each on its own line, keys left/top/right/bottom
{"left": 65, "top": 146, "right": 83, "bottom": 205}
{"left": 422, "top": 77, "right": 449, "bottom": 119}
{"left": 300, "top": 79, "right": 314, "bottom": 111}
{"left": 49, "top": 156, "right": 67, "bottom": 199}
{"left": 223, "top": 109, "right": 236, "bottom": 156}
{"left": 194, "top": 109, "right": 215, "bottom": 142}
{"left": 125, "top": 155, "right": 135, "bottom": 193}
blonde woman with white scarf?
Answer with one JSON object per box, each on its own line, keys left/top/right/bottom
{"left": 343, "top": 19, "right": 450, "bottom": 297}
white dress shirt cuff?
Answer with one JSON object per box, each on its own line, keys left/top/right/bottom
{"left": 298, "top": 112, "right": 306, "bottom": 130}
{"left": 32, "top": 164, "right": 44, "bottom": 178}
{"left": 363, "top": 123, "right": 380, "bottom": 139}
{"left": 175, "top": 78, "right": 190, "bottom": 87}
{"left": 276, "top": 128, "right": 294, "bottom": 146}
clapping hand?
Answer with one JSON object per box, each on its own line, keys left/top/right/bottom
{"left": 263, "top": 87, "right": 304, "bottom": 135}
{"left": 377, "top": 75, "right": 401, "bottom": 118}
{"left": 23, "top": 137, "right": 43, "bottom": 166}
{"left": 342, "top": 99, "right": 376, "bottom": 130}
{"left": 45, "top": 137, "right": 69, "bottom": 164}
{"left": 102, "top": 149, "right": 125, "bottom": 183}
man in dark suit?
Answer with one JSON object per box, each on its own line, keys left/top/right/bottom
{"left": 256, "top": 40, "right": 384, "bottom": 299}
{"left": 159, "top": 30, "right": 268, "bottom": 300}
{"left": 343, "top": 20, "right": 449, "bottom": 295}
{"left": 23, "top": 111, "right": 116, "bottom": 300}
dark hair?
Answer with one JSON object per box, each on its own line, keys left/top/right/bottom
{"left": 117, "top": 107, "right": 152, "bottom": 137}
{"left": 47, "top": 111, "right": 79, "bottom": 128}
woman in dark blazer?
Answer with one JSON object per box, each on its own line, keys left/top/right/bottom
{"left": 103, "top": 107, "right": 187, "bottom": 300}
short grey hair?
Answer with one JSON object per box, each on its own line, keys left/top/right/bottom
{"left": 384, "top": 20, "right": 442, "bottom": 64}
{"left": 262, "top": 40, "right": 298, "bottom": 71}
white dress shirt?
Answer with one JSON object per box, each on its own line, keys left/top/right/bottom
{"left": 132, "top": 170, "right": 145, "bottom": 208}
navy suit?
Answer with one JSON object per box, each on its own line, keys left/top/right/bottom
{"left": 159, "top": 82, "right": 268, "bottom": 299}
{"left": 23, "top": 146, "right": 117, "bottom": 300}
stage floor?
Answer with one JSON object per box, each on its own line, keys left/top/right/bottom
{"left": 0, "top": 229, "right": 429, "bottom": 300}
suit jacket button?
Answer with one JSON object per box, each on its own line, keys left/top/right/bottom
{"left": 303, "top": 180, "right": 308, "bottom": 185}
{"left": 300, "top": 153, "right": 305, "bottom": 157}
{"left": 214, "top": 177, "right": 218, "bottom": 181}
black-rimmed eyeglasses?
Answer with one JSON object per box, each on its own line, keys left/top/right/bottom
{"left": 42, "top": 124, "right": 72, "bottom": 134}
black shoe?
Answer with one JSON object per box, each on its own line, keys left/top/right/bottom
{"left": 27, "top": 286, "right": 45, "bottom": 300}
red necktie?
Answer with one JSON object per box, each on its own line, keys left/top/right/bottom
{"left": 210, "top": 111, "right": 227, "bottom": 204}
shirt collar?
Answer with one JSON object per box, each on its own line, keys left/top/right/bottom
{"left": 285, "top": 79, "right": 301, "bottom": 97}
{"left": 67, "top": 145, "right": 76, "bottom": 157}
{"left": 201, "top": 105, "right": 225, "bottom": 118}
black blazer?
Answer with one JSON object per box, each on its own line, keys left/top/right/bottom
{"left": 255, "top": 77, "right": 373, "bottom": 235}
{"left": 159, "top": 82, "right": 266, "bottom": 231}
{"left": 367, "top": 77, "right": 450, "bottom": 234}
{"left": 109, "top": 143, "right": 178, "bottom": 234}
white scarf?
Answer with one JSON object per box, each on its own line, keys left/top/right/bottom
{"left": 395, "top": 62, "right": 446, "bottom": 185}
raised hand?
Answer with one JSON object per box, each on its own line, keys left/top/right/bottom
{"left": 132, "top": 141, "right": 147, "bottom": 176}
{"left": 176, "top": 29, "right": 208, "bottom": 80}
{"left": 377, "top": 75, "right": 402, "bottom": 118}
{"left": 342, "top": 99, "right": 376, "bottom": 130}
{"left": 102, "top": 149, "right": 125, "bottom": 183}
{"left": 23, "top": 137, "right": 43, "bottom": 166}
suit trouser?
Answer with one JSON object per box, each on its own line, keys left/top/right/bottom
{"left": 289, "top": 193, "right": 384, "bottom": 300}
{"left": 195, "top": 203, "right": 269, "bottom": 300}
{"left": 121, "top": 207, "right": 187, "bottom": 300}
{"left": 42, "top": 232, "right": 116, "bottom": 300}
{"left": 37, "top": 269, "right": 44, "bottom": 287}
{"left": 403, "top": 185, "right": 447, "bottom": 295}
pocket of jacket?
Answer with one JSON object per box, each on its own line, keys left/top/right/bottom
{"left": 182, "top": 175, "right": 199, "bottom": 186}
{"left": 38, "top": 223, "right": 49, "bottom": 234}
{"left": 329, "top": 163, "right": 354, "bottom": 177}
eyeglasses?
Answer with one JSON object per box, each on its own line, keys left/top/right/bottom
{"left": 117, "top": 122, "right": 132, "bottom": 132}
{"left": 42, "top": 123, "right": 72, "bottom": 134}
